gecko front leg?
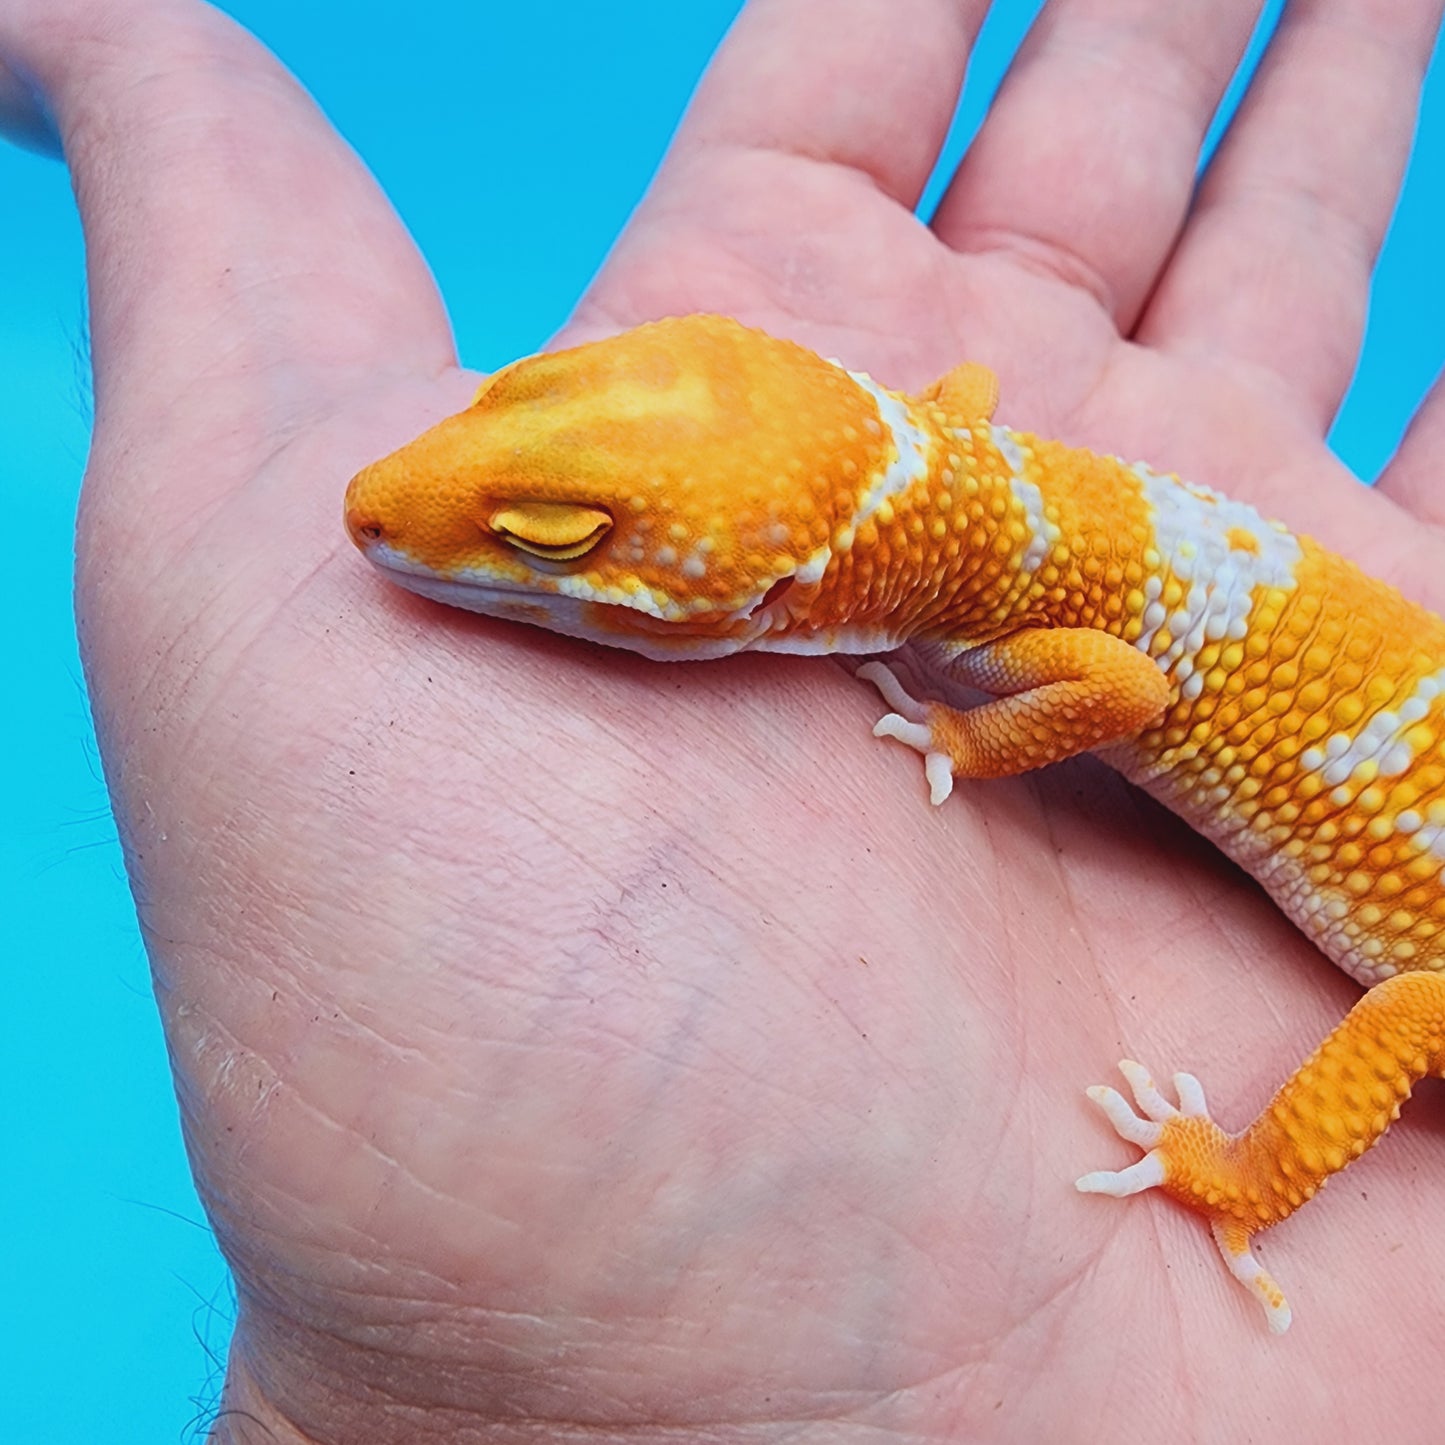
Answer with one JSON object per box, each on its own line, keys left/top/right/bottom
{"left": 860, "top": 628, "right": 1171, "bottom": 803}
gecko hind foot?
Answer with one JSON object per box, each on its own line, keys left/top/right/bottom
{"left": 1076, "top": 1060, "right": 1293, "bottom": 1334}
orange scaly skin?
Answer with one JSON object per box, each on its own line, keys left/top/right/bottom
{"left": 344, "top": 314, "right": 1445, "bottom": 1334}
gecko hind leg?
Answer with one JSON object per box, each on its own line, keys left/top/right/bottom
{"left": 1077, "top": 971, "right": 1445, "bottom": 1333}
{"left": 1077, "top": 1061, "right": 1292, "bottom": 1334}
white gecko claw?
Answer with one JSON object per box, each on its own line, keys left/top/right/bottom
{"left": 1212, "top": 1222, "right": 1294, "bottom": 1335}
{"left": 856, "top": 661, "right": 926, "bottom": 722}
{"left": 1117, "top": 1058, "right": 1211, "bottom": 1122}
{"left": 1075, "top": 1060, "right": 1195, "bottom": 1194}
{"left": 857, "top": 661, "right": 956, "bottom": 804}
{"left": 872, "top": 713, "right": 933, "bottom": 751}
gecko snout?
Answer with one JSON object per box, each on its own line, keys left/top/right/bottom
{"left": 344, "top": 504, "right": 386, "bottom": 548}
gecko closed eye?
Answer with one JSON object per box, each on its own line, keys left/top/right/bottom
{"left": 489, "top": 501, "right": 613, "bottom": 561}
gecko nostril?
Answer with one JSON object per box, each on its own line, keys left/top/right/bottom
{"left": 346, "top": 507, "right": 386, "bottom": 545}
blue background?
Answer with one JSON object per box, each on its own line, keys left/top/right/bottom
{"left": 2, "top": 1, "right": 1440, "bottom": 1437}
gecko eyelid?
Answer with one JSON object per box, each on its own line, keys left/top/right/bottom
{"left": 489, "top": 502, "right": 613, "bottom": 561}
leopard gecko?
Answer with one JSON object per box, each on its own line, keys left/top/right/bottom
{"left": 343, "top": 313, "right": 1445, "bottom": 1333}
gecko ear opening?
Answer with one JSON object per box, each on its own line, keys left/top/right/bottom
{"left": 490, "top": 502, "right": 613, "bottom": 561}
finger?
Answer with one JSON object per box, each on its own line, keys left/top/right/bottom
{"left": 1139, "top": 0, "right": 1444, "bottom": 426}
{"left": 671, "top": 0, "right": 984, "bottom": 208}
{"left": 1375, "top": 366, "right": 1445, "bottom": 524}
{"left": 930, "top": 0, "right": 1266, "bottom": 329}
{"left": 0, "top": 2, "right": 453, "bottom": 455}
{"left": 565, "top": 0, "right": 986, "bottom": 349}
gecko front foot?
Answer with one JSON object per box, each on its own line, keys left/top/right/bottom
{"left": 1076, "top": 1060, "right": 1293, "bottom": 1334}
{"left": 856, "top": 661, "right": 957, "bottom": 804}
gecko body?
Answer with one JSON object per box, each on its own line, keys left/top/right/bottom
{"left": 344, "top": 314, "right": 1445, "bottom": 1332}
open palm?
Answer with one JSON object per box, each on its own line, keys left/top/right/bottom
{"left": 8, "top": 0, "right": 1445, "bottom": 1439}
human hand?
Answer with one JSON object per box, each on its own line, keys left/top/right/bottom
{"left": 7, "top": 0, "right": 1444, "bottom": 1439}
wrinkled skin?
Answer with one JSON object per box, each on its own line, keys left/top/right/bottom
{"left": 6, "top": 0, "right": 1445, "bottom": 1439}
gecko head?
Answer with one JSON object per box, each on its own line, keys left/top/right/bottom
{"left": 343, "top": 315, "right": 908, "bottom": 659}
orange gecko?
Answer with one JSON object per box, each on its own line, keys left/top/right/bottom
{"left": 344, "top": 313, "right": 1445, "bottom": 1333}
